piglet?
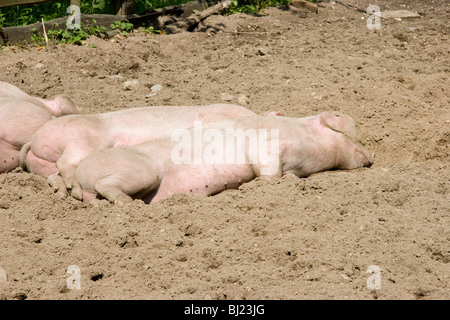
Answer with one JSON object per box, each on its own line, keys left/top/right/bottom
{"left": 76, "top": 111, "right": 375, "bottom": 205}
{"left": 20, "top": 104, "right": 258, "bottom": 199}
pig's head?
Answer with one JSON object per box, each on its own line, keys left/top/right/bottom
{"left": 318, "top": 111, "right": 374, "bottom": 170}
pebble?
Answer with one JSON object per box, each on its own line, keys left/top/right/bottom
{"left": 220, "top": 93, "right": 234, "bottom": 101}
{"left": 407, "top": 27, "right": 420, "bottom": 32}
{"left": 123, "top": 79, "right": 140, "bottom": 91}
{"left": 256, "top": 48, "right": 268, "bottom": 56}
{"left": 151, "top": 84, "right": 163, "bottom": 92}
{"left": 237, "top": 94, "right": 249, "bottom": 105}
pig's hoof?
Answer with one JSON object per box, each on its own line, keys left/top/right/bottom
{"left": 71, "top": 186, "right": 83, "bottom": 201}
{"left": 114, "top": 194, "right": 133, "bottom": 206}
{"left": 55, "top": 190, "right": 67, "bottom": 199}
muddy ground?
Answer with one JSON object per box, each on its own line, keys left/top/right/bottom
{"left": 0, "top": 0, "right": 448, "bottom": 300}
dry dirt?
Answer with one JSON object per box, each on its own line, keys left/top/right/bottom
{"left": 0, "top": 0, "right": 448, "bottom": 300}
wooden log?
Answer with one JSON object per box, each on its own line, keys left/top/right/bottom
{"left": 170, "top": 0, "right": 232, "bottom": 32}
{"left": 0, "top": 1, "right": 232, "bottom": 44}
{"left": 0, "top": 0, "right": 54, "bottom": 8}
{"left": 0, "top": 4, "right": 186, "bottom": 44}
{"left": 290, "top": 0, "right": 318, "bottom": 14}
{"left": 0, "top": 14, "right": 127, "bottom": 44}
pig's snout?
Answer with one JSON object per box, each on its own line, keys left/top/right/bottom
{"left": 355, "top": 146, "right": 375, "bottom": 168}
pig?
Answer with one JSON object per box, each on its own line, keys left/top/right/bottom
{"left": 0, "top": 81, "right": 78, "bottom": 117}
{"left": 75, "top": 111, "right": 375, "bottom": 205}
{"left": 20, "top": 104, "right": 259, "bottom": 200}
{"left": 0, "top": 81, "right": 78, "bottom": 173}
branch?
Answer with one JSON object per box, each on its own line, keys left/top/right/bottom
{"left": 177, "top": 0, "right": 232, "bottom": 31}
{"left": 290, "top": 0, "right": 318, "bottom": 14}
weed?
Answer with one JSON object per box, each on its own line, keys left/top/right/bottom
{"left": 142, "top": 25, "right": 162, "bottom": 35}
{"left": 225, "top": 0, "right": 291, "bottom": 15}
{"left": 30, "top": 20, "right": 107, "bottom": 46}
{"left": 110, "top": 20, "right": 134, "bottom": 35}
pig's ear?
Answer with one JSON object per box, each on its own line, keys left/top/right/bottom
{"left": 264, "top": 111, "right": 284, "bottom": 117}
{"left": 320, "top": 111, "right": 356, "bottom": 138}
{"left": 54, "top": 96, "right": 82, "bottom": 115}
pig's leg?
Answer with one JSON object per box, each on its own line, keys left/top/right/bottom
{"left": 24, "top": 147, "right": 79, "bottom": 197}
{"left": 48, "top": 173, "right": 69, "bottom": 198}
{"left": 80, "top": 159, "right": 161, "bottom": 205}
{"left": 80, "top": 189, "right": 98, "bottom": 204}
{"left": 0, "top": 140, "right": 19, "bottom": 173}
{"left": 56, "top": 152, "right": 91, "bottom": 200}
{"left": 93, "top": 171, "right": 160, "bottom": 206}
{"left": 68, "top": 179, "right": 83, "bottom": 201}
{"left": 20, "top": 143, "right": 58, "bottom": 177}
{"left": 27, "top": 151, "right": 58, "bottom": 176}
{"left": 93, "top": 181, "right": 134, "bottom": 206}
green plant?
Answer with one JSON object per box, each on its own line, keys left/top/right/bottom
{"left": 226, "top": 0, "right": 290, "bottom": 15}
{"left": 49, "top": 28, "right": 91, "bottom": 45}
{"left": 30, "top": 19, "right": 108, "bottom": 46}
{"left": 0, "top": 12, "right": 6, "bottom": 29}
{"left": 110, "top": 20, "right": 134, "bottom": 35}
{"left": 80, "top": 0, "right": 111, "bottom": 15}
{"left": 85, "top": 19, "right": 108, "bottom": 36}
{"left": 30, "top": 27, "right": 45, "bottom": 46}
{"left": 0, "top": 1, "right": 188, "bottom": 29}
{"left": 0, "top": 1, "right": 69, "bottom": 28}
{"left": 142, "top": 25, "right": 162, "bottom": 35}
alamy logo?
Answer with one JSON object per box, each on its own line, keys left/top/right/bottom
{"left": 66, "top": 5, "right": 81, "bottom": 30}
{"left": 171, "top": 121, "right": 280, "bottom": 176}
{"left": 66, "top": 265, "right": 81, "bottom": 289}
{"left": 366, "top": 265, "right": 381, "bottom": 290}
{"left": 66, "top": 1, "right": 105, "bottom": 29}
{"left": 366, "top": 5, "right": 381, "bottom": 30}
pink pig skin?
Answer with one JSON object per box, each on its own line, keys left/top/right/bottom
{"left": 21, "top": 104, "right": 257, "bottom": 199}
{"left": 0, "top": 81, "right": 78, "bottom": 173}
{"left": 76, "top": 112, "right": 375, "bottom": 205}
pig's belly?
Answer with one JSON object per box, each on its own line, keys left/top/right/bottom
{"left": 148, "top": 164, "right": 256, "bottom": 203}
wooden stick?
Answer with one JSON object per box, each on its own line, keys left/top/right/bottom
{"left": 41, "top": 18, "right": 49, "bottom": 46}
{"left": 178, "top": 0, "right": 232, "bottom": 31}
{"left": 290, "top": 0, "right": 318, "bottom": 14}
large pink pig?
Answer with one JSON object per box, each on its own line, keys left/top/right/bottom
{"left": 0, "top": 81, "right": 78, "bottom": 173}
{"left": 76, "top": 111, "right": 375, "bottom": 205}
{"left": 0, "top": 81, "right": 77, "bottom": 117}
{"left": 20, "top": 104, "right": 258, "bottom": 200}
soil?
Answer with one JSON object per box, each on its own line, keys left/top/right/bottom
{"left": 0, "top": 0, "right": 448, "bottom": 300}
